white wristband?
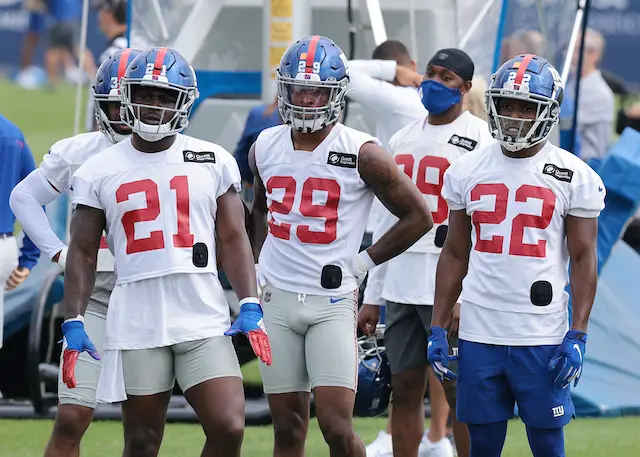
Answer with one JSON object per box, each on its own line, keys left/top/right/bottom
{"left": 357, "top": 250, "right": 377, "bottom": 271}
{"left": 64, "top": 314, "right": 84, "bottom": 323}
{"left": 238, "top": 297, "right": 261, "bottom": 307}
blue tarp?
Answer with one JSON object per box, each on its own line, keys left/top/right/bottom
{"left": 571, "top": 241, "right": 640, "bottom": 417}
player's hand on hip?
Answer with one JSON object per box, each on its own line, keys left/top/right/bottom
{"left": 4, "top": 266, "right": 30, "bottom": 291}
{"left": 53, "top": 246, "right": 68, "bottom": 271}
{"left": 60, "top": 315, "right": 101, "bottom": 389}
{"left": 225, "top": 298, "right": 272, "bottom": 366}
{"left": 354, "top": 251, "right": 376, "bottom": 287}
{"left": 427, "top": 326, "right": 458, "bottom": 382}
{"left": 548, "top": 330, "right": 587, "bottom": 389}
{"left": 358, "top": 304, "right": 380, "bottom": 336}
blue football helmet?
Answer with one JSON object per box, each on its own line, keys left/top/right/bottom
{"left": 276, "top": 35, "right": 349, "bottom": 133}
{"left": 486, "top": 54, "right": 564, "bottom": 152}
{"left": 354, "top": 325, "right": 392, "bottom": 417}
{"left": 119, "top": 47, "right": 199, "bottom": 142}
{"left": 92, "top": 48, "right": 142, "bottom": 143}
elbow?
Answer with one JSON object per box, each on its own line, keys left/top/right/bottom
{"left": 9, "top": 182, "right": 27, "bottom": 216}
{"left": 417, "top": 206, "right": 434, "bottom": 235}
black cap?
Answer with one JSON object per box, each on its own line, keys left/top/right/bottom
{"left": 427, "top": 48, "right": 475, "bottom": 82}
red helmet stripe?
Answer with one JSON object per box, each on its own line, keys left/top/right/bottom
{"left": 305, "top": 35, "right": 321, "bottom": 73}
{"left": 117, "top": 48, "right": 131, "bottom": 81}
{"left": 514, "top": 54, "right": 534, "bottom": 85}
{"left": 152, "top": 47, "right": 168, "bottom": 76}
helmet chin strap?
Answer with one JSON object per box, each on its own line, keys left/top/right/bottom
{"left": 133, "top": 118, "right": 173, "bottom": 142}
{"left": 291, "top": 112, "right": 328, "bottom": 133}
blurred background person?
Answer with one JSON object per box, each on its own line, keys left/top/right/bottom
{"left": 45, "top": 0, "right": 96, "bottom": 89}
{"left": 233, "top": 83, "right": 282, "bottom": 203}
{"left": 575, "top": 28, "right": 615, "bottom": 161}
{"left": 462, "top": 76, "right": 487, "bottom": 122}
{"left": 85, "top": 0, "right": 128, "bottom": 132}
{"left": 15, "top": 0, "right": 48, "bottom": 90}
{"left": 0, "top": 114, "right": 41, "bottom": 371}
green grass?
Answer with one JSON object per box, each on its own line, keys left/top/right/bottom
{"left": 2, "top": 77, "right": 639, "bottom": 457}
{"left": 0, "top": 416, "right": 638, "bottom": 457}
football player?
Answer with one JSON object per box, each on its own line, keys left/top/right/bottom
{"left": 63, "top": 47, "right": 270, "bottom": 457}
{"left": 360, "top": 48, "right": 494, "bottom": 457}
{"left": 249, "top": 35, "right": 433, "bottom": 457}
{"left": 428, "top": 54, "right": 605, "bottom": 457}
{"left": 9, "top": 48, "right": 140, "bottom": 457}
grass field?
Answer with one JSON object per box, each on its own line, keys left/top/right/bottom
{"left": 2, "top": 76, "right": 640, "bottom": 456}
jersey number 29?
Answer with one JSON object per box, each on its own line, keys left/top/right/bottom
{"left": 267, "top": 176, "right": 340, "bottom": 245}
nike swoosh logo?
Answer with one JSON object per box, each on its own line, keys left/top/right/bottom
{"left": 330, "top": 297, "right": 345, "bottom": 303}
{"left": 598, "top": 186, "right": 603, "bottom": 192}
{"left": 573, "top": 343, "right": 583, "bottom": 363}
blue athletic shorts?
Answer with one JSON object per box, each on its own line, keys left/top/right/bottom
{"left": 457, "top": 339, "right": 575, "bottom": 429}
{"left": 28, "top": 12, "right": 46, "bottom": 33}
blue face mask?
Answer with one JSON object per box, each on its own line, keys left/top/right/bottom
{"left": 419, "top": 80, "right": 461, "bottom": 115}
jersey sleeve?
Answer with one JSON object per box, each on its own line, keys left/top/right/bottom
{"left": 216, "top": 151, "right": 242, "bottom": 199}
{"left": 568, "top": 166, "right": 606, "bottom": 218}
{"left": 70, "top": 163, "right": 103, "bottom": 210}
{"left": 441, "top": 162, "right": 466, "bottom": 211}
{"left": 39, "top": 143, "right": 73, "bottom": 193}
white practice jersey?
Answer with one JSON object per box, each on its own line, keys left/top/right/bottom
{"left": 442, "top": 141, "right": 606, "bottom": 345}
{"left": 256, "top": 123, "right": 377, "bottom": 296}
{"left": 365, "top": 111, "right": 493, "bottom": 305}
{"left": 41, "top": 131, "right": 115, "bottom": 271}
{"left": 71, "top": 134, "right": 242, "bottom": 349}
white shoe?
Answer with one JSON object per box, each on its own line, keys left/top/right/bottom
{"left": 418, "top": 433, "right": 455, "bottom": 457}
{"left": 366, "top": 430, "right": 393, "bottom": 457}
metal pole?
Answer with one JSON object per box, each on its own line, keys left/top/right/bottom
{"left": 570, "top": 0, "right": 590, "bottom": 154}
{"left": 72, "top": 0, "right": 90, "bottom": 136}
{"left": 459, "top": 0, "right": 497, "bottom": 49}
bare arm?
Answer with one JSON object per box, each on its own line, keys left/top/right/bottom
{"left": 566, "top": 215, "right": 599, "bottom": 332}
{"left": 63, "top": 205, "right": 105, "bottom": 318}
{"left": 216, "top": 186, "right": 259, "bottom": 299}
{"left": 358, "top": 141, "right": 433, "bottom": 265}
{"left": 248, "top": 143, "right": 268, "bottom": 262}
{"left": 432, "top": 210, "right": 471, "bottom": 327}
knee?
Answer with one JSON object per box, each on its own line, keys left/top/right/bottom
{"left": 124, "top": 428, "right": 163, "bottom": 457}
{"left": 205, "top": 413, "right": 244, "bottom": 448}
{"left": 391, "top": 370, "right": 426, "bottom": 406}
{"left": 317, "top": 412, "right": 354, "bottom": 451}
{"left": 52, "top": 405, "right": 94, "bottom": 443}
{"left": 272, "top": 410, "right": 307, "bottom": 448}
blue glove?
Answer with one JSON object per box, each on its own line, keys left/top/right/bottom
{"left": 548, "top": 330, "right": 587, "bottom": 389}
{"left": 225, "top": 300, "right": 272, "bottom": 365}
{"left": 60, "top": 316, "right": 100, "bottom": 388}
{"left": 427, "top": 326, "right": 458, "bottom": 382}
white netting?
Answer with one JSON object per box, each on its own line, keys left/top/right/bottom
{"left": 457, "top": 0, "right": 579, "bottom": 82}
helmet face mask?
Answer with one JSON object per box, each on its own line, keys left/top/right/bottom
{"left": 119, "top": 48, "right": 199, "bottom": 143}
{"left": 276, "top": 35, "right": 349, "bottom": 134}
{"left": 92, "top": 48, "right": 141, "bottom": 144}
{"left": 486, "top": 54, "right": 564, "bottom": 153}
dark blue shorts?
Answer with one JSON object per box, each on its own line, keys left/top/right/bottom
{"left": 29, "top": 12, "right": 46, "bottom": 33}
{"left": 457, "top": 340, "right": 575, "bottom": 429}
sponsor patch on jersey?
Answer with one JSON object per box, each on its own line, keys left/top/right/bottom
{"left": 327, "top": 151, "right": 357, "bottom": 169}
{"left": 542, "top": 163, "right": 573, "bottom": 183}
{"left": 447, "top": 135, "right": 478, "bottom": 151}
{"left": 183, "top": 150, "right": 216, "bottom": 163}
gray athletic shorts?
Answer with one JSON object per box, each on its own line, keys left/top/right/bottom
{"left": 121, "top": 336, "right": 242, "bottom": 396}
{"left": 259, "top": 282, "right": 359, "bottom": 394}
{"left": 385, "top": 301, "right": 459, "bottom": 379}
{"left": 58, "top": 272, "right": 114, "bottom": 408}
